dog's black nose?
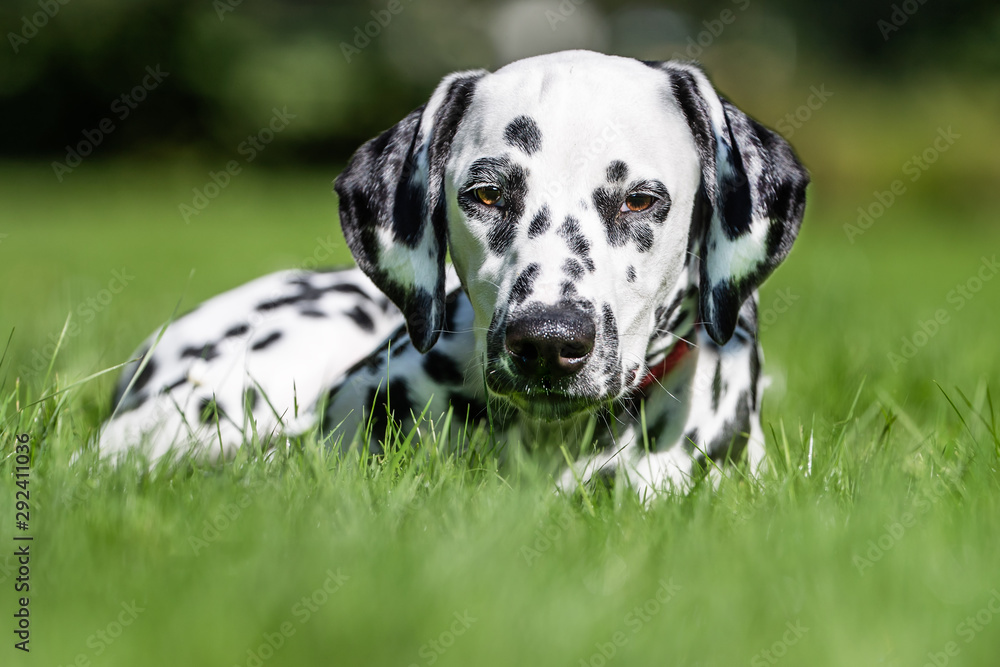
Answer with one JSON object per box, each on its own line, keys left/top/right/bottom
{"left": 505, "top": 307, "right": 596, "bottom": 381}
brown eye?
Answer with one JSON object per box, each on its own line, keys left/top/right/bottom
{"left": 474, "top": 185, "right": 502, "bottom": 206}
{"left": 623, "top": 193, "right": 654, "bottom": 212}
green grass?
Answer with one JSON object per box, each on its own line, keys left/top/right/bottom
{"left": 2, "top": 162, "right": 1000, "bottom": 666}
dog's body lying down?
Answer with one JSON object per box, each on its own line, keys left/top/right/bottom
{"left": 101, "top": 51, "right": 808, "bottom": 498}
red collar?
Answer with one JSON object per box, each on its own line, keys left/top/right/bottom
{"left": 637, "top": 339, "right": 693, "bottom": 393}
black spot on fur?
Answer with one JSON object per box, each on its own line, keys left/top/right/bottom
{"left": 257, "top": 295, "right": 302, "bottom": 311}
{"left": 607, "top": 160, "right": 628, "bottom": 182}
{"left": 711, "top": 361, "right": 722, "bottom": 411}
{"left": 448, "top": 393, "right": 488, "bottom": 423}
{"left": 300, "top": 309, "right": 326, "bottom": 318}
{"left": 503, "top": 115, "right": 542, "bottom": 155}
{"left": 197, "top": 397, "right": 226, "bottom": 425}
{"left": 653, "top": 305, "right": 669, "bottom": 331}
{"left": 133, "top": 357, "right": 156, "bottom": 393}
{"left": 224, "top": 323, "right": 249, "bottom": 338}
{"left": 345, "top": 305, "right": 376, "bottom": 332}
{"left": 714, "top": 105, "right": 756, "bottom": 239}
{"left": 404, "top": 287, "right": 437, "bottom": 349}
{"left": 424, "top": 350, "right": 464, "bottom": 386}
{"left": 366, "top": 388, "right": 388, "bottom": 443}
{"left": 391, "top": 340, "right": 411, "bottom": 357}
{"left": 562, "top": 258, "right": 584, "bottom": 281}
{"left": 527, "top": 206, "right": 551, "bottom": 238}
{"left": 709, "top": 281, "right": 741, "bottom": 345}
{"left": 737, "top": 304, "right": 758, "bottom": 336}
{"left": 121, "top": 392, "right": 148, "bottom": 414}
{"left": 682, "top": 428, "right": 700, "bottom": 453}
{"left": 626, "top": 265, "right": 636, "bottom": 283}
{"left": 327, "top": 283, "right": 374, "bottom": 299}
{"left": 557, "top": 216, "right": 595, "bottom": 272}
{"left": 601, "top": 304, "right": 619, "bottom": 374}
{"left": 654, "top": 287, "right": 689, "bottom": 332}
{"left": 385, "top": 325, "right": 409, "bottom": 352}
{"left": 707, "top": 391, "right": 751, "bottom": 461}
{"left": 510, "top": 264, "right": 540, "bottom": 305}
{"left": 560, "top": 281, "right": 578, "bottom": 300}
{"left": 669, "top": 298, "right": 698, "bottom": 336}
{"left": 487, "top": 221, "right": 517, "bottom": 255}
{"left": 161, "top": 377, "right": 186, "bottom": 393}
{"left": 604, "top": 369, "right": 622, "bottom": 395}
{"left": 366, "top": 379, "right": 414, "bottom": 444}
{"left": 592, "top": 187, "right": 618, "bottom": 230}
{"left": 112, "top": 353, "right": 151, "bottom": 414}
{"left": 250, "top": 331, "right": 282, "bottom": 351}
{"left": 633, "top": 224, "right": 654, "bottom": 252}
{"left": 181, "top": 344, "right": 219, "bottom": 361}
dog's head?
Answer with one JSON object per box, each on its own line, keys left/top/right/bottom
{"left": 336, "top": 51, "right": 808, "bottom": 421}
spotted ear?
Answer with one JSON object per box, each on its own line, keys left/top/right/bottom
{"left": 656, "top": 62, "right": 810, "bottom": 344}
{"left": 335, "top": 70, "right": 485, "bottom": 353}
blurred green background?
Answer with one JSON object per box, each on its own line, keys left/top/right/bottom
{"left": 2, "top": 0, "right": 999, "bottom": 187}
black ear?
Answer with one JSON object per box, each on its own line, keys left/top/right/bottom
{"left": 652, "top": 61, "right": 809, "bottom": 344}
{"left": 335, "top": 70, "right": 485, "bottom": 352}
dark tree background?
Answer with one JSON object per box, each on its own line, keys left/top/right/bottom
{"left": 1, "top": 0, "right": 996, "bottom": 165}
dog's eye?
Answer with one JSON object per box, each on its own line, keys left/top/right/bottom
{"left": 474, "top": 185, "right": 503, "bottom": 206}
{"left": 622, "top": 193, "right": 654, "bottom": 213}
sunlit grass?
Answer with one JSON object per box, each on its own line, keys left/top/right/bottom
{"left": 2, "top": 162, "right": 999, "bottom": 666}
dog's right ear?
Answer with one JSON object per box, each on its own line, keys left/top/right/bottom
{"left": 335, "top": 70, "right": 486, "bottom": 353}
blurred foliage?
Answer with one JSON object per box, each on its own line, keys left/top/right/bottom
{"left": 1, "top": 0, "right": 997, "bottom": 164}
{"left": 0, "top": 0, "right": 998, "bottom": 224}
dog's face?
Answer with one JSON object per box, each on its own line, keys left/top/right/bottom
{"left": 336, "top": 51, "right": 808, "bottom": 422}
{"left": 443, "top": 54, "right": 701, "bottom": 418}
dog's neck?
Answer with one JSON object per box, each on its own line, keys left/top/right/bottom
{"left": 637, "top": 337, "right": 693, "bottom": 395}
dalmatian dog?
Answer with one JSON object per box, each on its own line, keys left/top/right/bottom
{"left": 100, "top": 51, "right": 808, "bottom": 498}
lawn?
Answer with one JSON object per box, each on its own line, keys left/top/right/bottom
{"left": 1, "top": 161, "right": 999, "bottom": 666}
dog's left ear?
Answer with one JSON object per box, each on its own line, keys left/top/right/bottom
{"left": 335, "top": 70, "right": 486, "bottom": 353}
{"left": 649, "top": 62, "right": 810, "bottom": 344}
